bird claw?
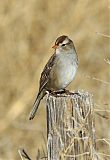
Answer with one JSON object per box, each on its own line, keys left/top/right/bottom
{"left": 47, "top": 89, "right": 81, "bottom": 97}
{"left": 48, "top": 89, "right": 65, "bottom": 97}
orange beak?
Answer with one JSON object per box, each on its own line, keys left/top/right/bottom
{"left": 52, "top": 44, "right": 58, "bottom": 49}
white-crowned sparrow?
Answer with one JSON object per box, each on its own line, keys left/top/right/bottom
{"left": 29, "top": 35, "right": 78, "bottom": 120}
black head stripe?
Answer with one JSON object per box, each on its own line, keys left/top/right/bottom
{"left": 55, "top": 35, "right": 68, "bottom": 45}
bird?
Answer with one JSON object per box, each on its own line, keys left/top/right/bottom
{"left": 29, "top": 35, "right": 78, "bottom": 120}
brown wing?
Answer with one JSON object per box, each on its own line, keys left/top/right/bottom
{"left": 39, "top": 53, "right": 56, "bottom": 92}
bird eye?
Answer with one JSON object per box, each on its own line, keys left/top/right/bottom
{"left": 62, "top": 44, "right": 66, "bottom": 47}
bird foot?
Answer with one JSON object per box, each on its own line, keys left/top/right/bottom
{"left": 48, "top": 89, "right": 66, "bottom": 97}
{"left": 48, "top": 89, "right": 81, "bottom": 97}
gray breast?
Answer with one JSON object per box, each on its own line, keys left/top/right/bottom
{"left": 54, "top": 53, "right": 78, "bottom": 89}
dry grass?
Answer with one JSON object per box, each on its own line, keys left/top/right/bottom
{"left": 0, "top": 0, "right": 109, "bottom": 159}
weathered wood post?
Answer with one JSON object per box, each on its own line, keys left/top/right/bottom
{"left": 46, "top": 91, "right": 97, "bottom": 160}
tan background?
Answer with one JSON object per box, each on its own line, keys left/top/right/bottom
{"left": 0, "top": 0, "right": 110, "bottom": 159}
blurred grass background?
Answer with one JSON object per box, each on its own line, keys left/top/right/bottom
{"left": 0, "top": 0, "right": 110, "bottom": 159}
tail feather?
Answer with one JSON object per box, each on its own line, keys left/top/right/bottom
{"left": 29, "top": 90, "right": 46, "bottom": 120}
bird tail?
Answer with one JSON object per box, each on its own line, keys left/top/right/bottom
{"left": 29, "top": 89, "right": 46, "bottom": 120}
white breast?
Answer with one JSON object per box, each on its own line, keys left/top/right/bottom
{"left": 56, "top": 53, "right": 78, "bottom": 89}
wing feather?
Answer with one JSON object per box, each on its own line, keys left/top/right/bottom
{"left": 39, "top": 53, "right": 56, "bottom": 92}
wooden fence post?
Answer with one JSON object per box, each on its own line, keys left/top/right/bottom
{"left": 46, "top": 91, "right": 97, "bottom": 160}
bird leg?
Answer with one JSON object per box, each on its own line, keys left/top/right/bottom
{"left": 48, "top": 89, "right": 66, "bottom": 97}
{"left": 47, "top": 89, "right": 81, "bottom": 97}
{"left": 60, "top": 89, "right": 81, "bottom": 97}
